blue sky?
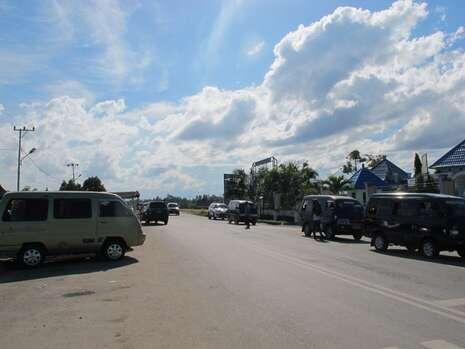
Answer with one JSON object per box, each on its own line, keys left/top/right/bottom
{"left": 1, "top": 0, "right": 465, "bottom": 197}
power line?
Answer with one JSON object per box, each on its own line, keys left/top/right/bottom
{"left": 29, "top": 157, "right": 61, "bottom": 181}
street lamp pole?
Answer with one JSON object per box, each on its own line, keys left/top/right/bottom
{"left": 14, "top": 126, "right": 35, "bottom": 191}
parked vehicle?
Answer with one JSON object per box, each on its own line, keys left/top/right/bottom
{"left": 0, "top": 191, "right": 146, "bottom": 267}
{"left": 142, "top": 201, "right": 169, "bottom": 225}
{"left": 300, "top": 195, "right": 364, "bottom": 240}
{"left": 227, "top": 200, "right": 257, "bottom": 225}
{"left": 208, "top": 202, "right": 228, "bottom": 220}
{"left": 365, "top": 193, "right": 465, "bottom": 259}
{"left": 167, "top": 202, "right": 180, "bottom": 216}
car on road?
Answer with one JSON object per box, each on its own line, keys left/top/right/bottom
{"left": 227, "top": 200, "right": 257, "bottom": 225}
{"left": 142, "top": 201, "right": 169, "bottom": 225}
{"left": 208, "top": 202, "right": 228, "bottom": 220}
{"left": 0, "top": 191, "right": 146, "bottom": 267}
{"left": 301, "top": 195, "right": 364, "bottom": 240}
{"left": 167, "top": 202, "right": 180, "bottom": 216}
{"left": 365, "top": 193, "right": 465, "bottom": 259}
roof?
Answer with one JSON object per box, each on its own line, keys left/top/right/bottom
{"left": 2, "top": 191, "right": 119, "bottom": 199}
{"left": 112, "top": 191, "right": 140, "bottom": 199}
{"left": 370, "top": 192, "right": 465, "bottom": 200}
{"left": 430, "top": 139, "right": 465, "bottom": 169}
{"left": 0, "top": 185, "right": 6, "bottom": 195}
{"left": 370, "top": 159, "right": 410, "bottom": 183}
{"left": 349, "top": 168, "right": 388, "bottom": 190}
{"left": 303, "top": 195, "right": 358, "bottom": 201}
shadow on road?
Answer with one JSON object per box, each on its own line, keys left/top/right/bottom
{"left": 371, "top": 249, "right": 465, "bottom": 267}
{"left": 302, "top": 234, "right": 330, "bottom": 243}
{"left": 0, "top": 255, "right": 138, "bottom": 284}
{"left": 330, "top": 237, "right": 370, "bottom": 244}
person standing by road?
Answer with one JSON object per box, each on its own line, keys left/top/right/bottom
{"left": 312, "top": 199, "right": 322, "bottom": 239}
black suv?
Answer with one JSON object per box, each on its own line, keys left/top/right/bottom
{"left": 301, "top": 195, "right": 364, "bottom": 240}
{"left": 365, "top": 193, "right": 465, "bottom": 259}
{"left": 142, "top": 201, "right": 169, "bottom": 225}
{"left": 227, "top": 200, "right": 258, "bottom": 225}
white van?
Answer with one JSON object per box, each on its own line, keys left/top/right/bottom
{"left": 0, "top": 191, "right": 146, "bottom": 267}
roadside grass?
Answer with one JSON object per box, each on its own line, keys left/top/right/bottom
{"left": 182, "top": 208, "right": 208, "bottom": 217}
{"left": 182, "top": 209, "right": 298, "bottom": 226}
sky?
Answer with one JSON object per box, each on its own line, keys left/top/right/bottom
{"left": 1, "top": 0, "right": 465, "bottom": 198}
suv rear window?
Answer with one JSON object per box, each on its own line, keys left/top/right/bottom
{"left": 2, "top": 198, "right": 48, "bottom": 222}
{"left": 149, "top": 202, "right": 166, "bottom": 209}
{"left": 54, "top": 199, "right": 92, "bottom": 219}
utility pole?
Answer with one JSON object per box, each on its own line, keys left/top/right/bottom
{"left": 66, "top": 163, "right": 79, "bottom": 182}
{"left": 13, "top": 126, "right": 35, "bottom": 191}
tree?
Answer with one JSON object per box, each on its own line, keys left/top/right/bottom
{"left": 81, "top": 176, "right": 106, "bottom": 192}
{"left": 59, "top": 180, "right": 82, "bottom": 191}
{"left": 365, "top": 154, "right": 386, "bottom": 168}
{"left": 322, "top": 175, "right": 351, "bottom": 195}
{"left": 343, "top": 150, "right": 367, "bottom": 174}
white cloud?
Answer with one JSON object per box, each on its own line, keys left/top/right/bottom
{"left": 0, "top": 103, "right": 4, "bottom": 115}
{"left": 246, "top": 40, "right": 265, "bottom": 56}
{"left": 3, "top": 1, "right": 465, "bottom": 196}
{"left": 45, "top": 80, "right": 95, "bottom": 105}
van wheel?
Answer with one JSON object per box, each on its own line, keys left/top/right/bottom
{"left": 102, "top": 240, "right": 126, "bottom": 261}
{"left": 18, "top": 245, "right": 45, "bottom": 268}
{"left": 421, "top": 239, "right": 438, "bottom": 259}
{"left": 373, "top": 234, "right": 388, "bottom": 252}
{"left": 353, "top": 232, "right": 362, "bottom": 241}
{"left": 457, "top": 248, "right": 465, "bottom": 259}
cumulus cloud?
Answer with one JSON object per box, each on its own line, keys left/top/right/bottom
{"left": 2, "top": 0, "right": 465, "bottom": 196}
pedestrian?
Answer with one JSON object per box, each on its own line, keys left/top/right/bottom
{"left": 244, "top": 202, "right": 251, "bottom": 230}
{"left": 312, "top": 199, "right": 322, "bottom": 239}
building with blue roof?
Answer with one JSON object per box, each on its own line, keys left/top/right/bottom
{"left": 430, "top": 139, "right": 465, "bottom": 197}
{"left": 370, "top": 158, "right": 410, "bottom": 185}
{"left": 346, "top": 166, "right": 390, "bottom": 205}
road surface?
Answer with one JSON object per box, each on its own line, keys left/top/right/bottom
{"left": 1, "top": 213, "right": 465, "bottom": 349}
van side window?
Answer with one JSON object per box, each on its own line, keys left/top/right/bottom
{"left": 2, "top": 198, "right": 48, "bottom": 222}
{"left": 54, "top": 199, "right": 92, "bottom": 219}
{"left": 395, "top": 200, "right": 418, "bottom": 217}
{"left": 376, "top": 200, "right": 393, "bottom": 216}
{"left": 99, "top": 200, "right": 129, "bottom": 217}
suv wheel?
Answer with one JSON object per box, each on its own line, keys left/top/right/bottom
{"left": 353, "top": 232, "right": 362, "bottom": 241}
{"left": 373, "top": 234, "right": 388, "bottom": 252}
{"left": 457, "top": 248, "right": 465, "bottom": 259}
{"left": 208, "top": 214, "right": 211, "bottom": 220}
{"left": 18, "top": 245, "right": 45, "bottom": 268}
{"left": 103, "top": 240, "right": 126, "bottom": 261}
{"left": 421, "top": 239, "right": 438, "bottom": 259}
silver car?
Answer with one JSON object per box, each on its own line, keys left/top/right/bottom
{"left": 208, "top": 202, "right": 228, "bottom": 220}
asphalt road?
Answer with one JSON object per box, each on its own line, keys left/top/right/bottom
{"left": 1, "top": 213, "right": 465, "bottom": 349}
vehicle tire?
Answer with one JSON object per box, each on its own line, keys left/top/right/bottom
{"left": 373, "top": 234, "right": 388, "bottom": 252}
{"left": 221, "top": 217, "right": 225, "bottom": 220}
{"left": 102, "top": 240, "right": 126, "bottom": 261}
{"left": 353, "top": 232, "right": 362, "bottom": 241}
{"left": 208, "top": 214, "right": 211, "bottom": 220}
{"left": 213, "top": 215, "right": 217, "bottom": 220}
{"left": 234, "top": 218, "right": 239, "bottom": 225}
{"left": 325, "top": 224, "right": 335, "bottom": 240}
{"left": 164, "top": 219, "right": 168, "bottom": 225}
{"left": 18, "top": 245, "right": 45, "bottom": 268}
{"left": 457, "top": 248, "right": 465, "bottom": 259}
{"left": 252, "top": 221, "right": 256, "bottom": 226}
{"left": 228, "top": 216, "right": 232, "bottom": 224}
{"left": 421, "top": 239, "right": 438, "bottom": 259}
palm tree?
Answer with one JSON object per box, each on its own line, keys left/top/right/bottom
{"left": 322, "top": 175, "right": 351, "bottom": 195}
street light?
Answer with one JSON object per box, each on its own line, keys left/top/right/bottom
{"left": 17, "top": 147, "right": 37, "bottom": 191}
